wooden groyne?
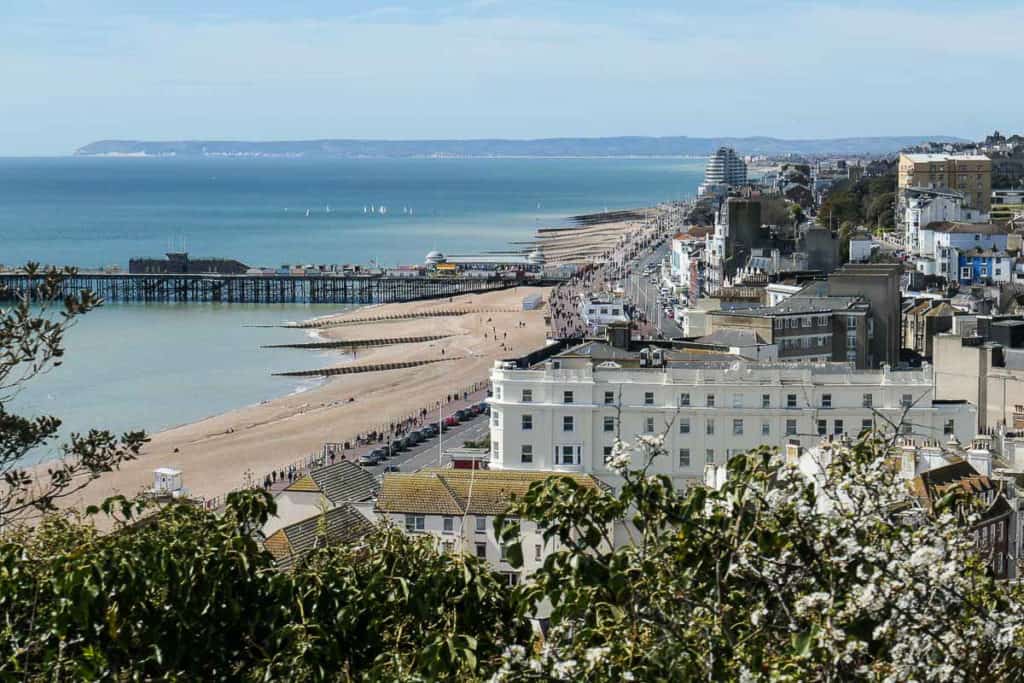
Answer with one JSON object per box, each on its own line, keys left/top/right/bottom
{"left": 273, "top": 356, "right": 460, "bottom": 378}
{"left": 262, "top": 334, "right": 451, "bottom": 350}
{"left": 278, "top": 307, "right": 522, "bottom": 329}
{"left": 0, "top": 272, "right": 523, "bottom": 305}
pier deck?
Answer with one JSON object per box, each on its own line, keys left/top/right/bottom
{"left": 0, "top": 272, "right": 532, "bottom": 305}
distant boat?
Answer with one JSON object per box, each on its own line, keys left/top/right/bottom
{"left": 363, "top": 206, "right": 367, "bottom": 213}
{"left": 371, "top": 204, "right": 376, "bottom": 213}
{"left": 325, "top": 204, "right": 332, "bottom": 214}
{"left": 305, "top": 209, "right": 310, "bottom": 217}
{"left": 380, "top": 206, "right": 387, "bottom": 215}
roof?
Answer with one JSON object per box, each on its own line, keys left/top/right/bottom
{"left": 264, "top": 504, "right": 375, "bottom": 571}
{"left": 910, "top": 460, "right": 1011, "bottom": 524}
{"left": 375, "top": 469, "right": 608, "bottom": 516}
{"left": 696, "top": 329, "right": 763, "bottom": 347}
{"left": 713, "top": 293, "right": 865, "bottom": 318}
{"left": 902, "top": 153, "right": 990, "bottom": 163}
{"left": 925, "top": 222, "right": 1009, "bottom": 235}
{"left": 284, "top": 460, "right": 379, "bottom": 505}
{"left": 555, "top": 340, "right": 741, "bottom": 365}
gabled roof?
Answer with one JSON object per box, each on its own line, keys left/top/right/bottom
{"left": 284, "top": 459, "right": 379, "bottom": 504}
{"left": 264, "top": 504, "right": 375, "bottom": 572}
{"left": 375, "top": 469, "right": 608, "bottom": 516}
{"left": 910, "top": 460, "right": 1011, "bottom": 523}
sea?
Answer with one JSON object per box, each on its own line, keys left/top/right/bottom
{"left": 0, "top": 157, "right": 704, "bottom": 463}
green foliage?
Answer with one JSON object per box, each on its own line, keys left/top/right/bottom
{"left": 1, "top": 264, "right": 145, "bottom": 523}
{"left": 818, "top": 174, "right": 896, "bottom": 232}
{"left": 1, "top": 491, "right": 528, "bottom": 680}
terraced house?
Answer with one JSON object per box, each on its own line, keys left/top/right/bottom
{"left": 374, "top": 468, "right": 610, "bottom": 584}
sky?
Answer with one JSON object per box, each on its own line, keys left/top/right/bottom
{"left": 1, "top": 1, "right": 1022, "bottom": 156}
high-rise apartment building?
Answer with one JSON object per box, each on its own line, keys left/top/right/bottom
{"left": 698, "top": 146, "right": 747, "bottom": 197}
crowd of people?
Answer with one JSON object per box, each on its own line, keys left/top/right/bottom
{"left": 546, "top": 210, "right": 677, "bottom": 341}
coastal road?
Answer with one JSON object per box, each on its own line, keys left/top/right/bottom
{"left": 625, "top": 240, "right": 685, "bottom": 339}
{"left": 363, "top": 411, "right": 491, "bottom": 475}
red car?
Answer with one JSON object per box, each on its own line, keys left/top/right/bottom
{"left": 444, "top": 415, "right": 460, "bottom": 427}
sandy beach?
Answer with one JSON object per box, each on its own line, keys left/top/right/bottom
{"left": 57, "top": 286, "right": 550, "bottom": 517}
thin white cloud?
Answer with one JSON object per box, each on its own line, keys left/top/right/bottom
{"left": 0, "top": 2, "right": 1021, "bottom": 154}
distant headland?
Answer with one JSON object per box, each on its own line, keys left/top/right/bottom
{"left": 73, "top": 135, "right": 968, "bottom": 159}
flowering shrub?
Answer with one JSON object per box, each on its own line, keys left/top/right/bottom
{"left": 495, "top": 435, "right": 1024, "bottom": 681}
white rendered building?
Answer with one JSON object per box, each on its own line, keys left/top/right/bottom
{"left": 487, "top": 342, "right": 976, "bottom": 489}
{"left": 903, "top": 188, "right": 989, "bottom": 256}
{"left": 579, "top": 293, "right": 629, "bottom": 334}
{"left": 698, "top": 147, "right": 747, "bottom": 197}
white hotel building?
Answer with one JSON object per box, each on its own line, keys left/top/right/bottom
{"left": 486, "top": 339, "right": 976, "bottom": 488}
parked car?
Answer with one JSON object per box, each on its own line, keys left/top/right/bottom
{"left": 389, "top": 439, "right": 405, "bottom": 453}
{"left": 444, "top": 415, "right": 459, "bottom": 427}
{"left": 456, "top": 408, "right": 474, "bottom": 421}
{"left": 406, "top": 431, "right": 423, "bottom": 445}
{"left": 383, "top": 464, "right": 401, "bottom": 473}
{"left": 358, "top": 453, "right": 377, "bottom": 466}
{"left": 369, "top": 447, "right": 387, "bottom": 462}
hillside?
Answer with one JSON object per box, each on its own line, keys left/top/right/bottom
{"left": 74, "top": 135, "right": 967, "bottom": 159}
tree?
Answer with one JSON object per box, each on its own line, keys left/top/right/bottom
{"left": 1, "top": 264, "right": 145, "bottom": 526}
{"left": 866, "top": 192, "right": 896, "bottom": 230}
{"left": 0, "top": 491, "right": 528, "bottom": 680}
{"left": 788, "top": 203, "right": 805, "bottom": 228}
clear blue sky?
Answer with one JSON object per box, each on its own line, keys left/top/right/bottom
{"left": 1, "top": 1, "right": 1021, "bottom": 155}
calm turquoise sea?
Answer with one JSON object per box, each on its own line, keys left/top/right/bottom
{"left": 2, "top": 157, "right": 703, "bottom": 463}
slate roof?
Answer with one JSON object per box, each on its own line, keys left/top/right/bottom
{"left": 375, "top": 469, "right": 608, "bottom": 516}
{"left": 284, "top": 459, "right": 379, "bottom": 504}
{"left": 264, "top": 504, "right": 375, "bottom": 572}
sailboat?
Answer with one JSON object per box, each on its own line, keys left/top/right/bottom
{"left": 363, "top": 206, "right": 368, "bottom": 213}
{"left": 380, "top": 205, "right": 387, "bottom": 215}
{"left": 371, "top": 204, "right": 376, "bottom": 213}
{"left": 305, "top": 209, "right": 311, "bottom": 217}
{"left": 325, "top": 204, "right": 332, "bottom": 214}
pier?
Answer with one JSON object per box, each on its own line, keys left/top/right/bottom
{"left": 0, "top": 272, "right": 528, "bottom": 305}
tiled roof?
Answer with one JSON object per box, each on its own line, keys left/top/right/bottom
{"left": 374, "top": 472, "right": 463, "bottom": 515}
{"left": 264, "top": 504, "right": 375, "bottom": 571}
{"left": 375, "top": 469, "right": 608, "bottom": 516}
{"left": 284, "top": 459, "right": 379, "bottom": 504}
{"left": 910, "top": 460, "right": 1011, "bottom": 524}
